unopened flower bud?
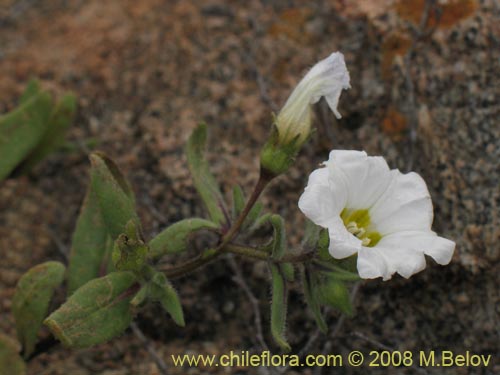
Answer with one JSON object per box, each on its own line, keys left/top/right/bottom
{"left": 261, "top": 52, "right": 350, "bottom": 176}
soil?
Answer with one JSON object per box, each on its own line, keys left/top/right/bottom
{"left": 0, "top": 0, "right": 498, "bottom": 374}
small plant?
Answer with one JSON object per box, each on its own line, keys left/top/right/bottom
{"left": 0, "top": 79, "right": 77, "bottom": 182}
{"left": 3, "top": 53, "right": 455, "bottom": 371}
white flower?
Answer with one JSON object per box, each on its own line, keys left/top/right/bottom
{"left": 276, "top": 52, "right": 351, "bottom": 145}
{"left": 298, "top": 150, "right": 455, "bottom": 280}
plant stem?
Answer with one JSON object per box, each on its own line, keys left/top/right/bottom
{"left": 161, "top": 249, "right": 221, "bottom": 279}
{"left": 220, "top": 168, "right": 273, "bottom": 247}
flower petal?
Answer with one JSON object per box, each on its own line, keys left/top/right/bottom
{"left": 370, "top": 171, "right": 433, "bottom": 235}
{"left": 326, "top": 217, "right": 362, "bottom": 258}
{"left": 357, "top": 247, "right": 390, "bottom": 279}
{"left": 378, "top": 230, "right": 455, "bottom": 265}
{"left": 326, "top": 150, "right": 393, "bottom": 210}
{"left": 298, "top": 166, "right": 347, "bottom": 227}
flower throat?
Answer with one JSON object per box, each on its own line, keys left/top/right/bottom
{"left": 340, "top": 209, "right": 381, "bottom": 247}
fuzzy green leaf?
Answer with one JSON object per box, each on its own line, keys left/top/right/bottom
{"left": 89, "top": 152, "right": 139, "bottom": 240}
{"left": 149, "top": 272, "right": 185, "bottom": 326}
{"left": 317, "top": 277, "right": 353, "bottom": 316}
{"left": 301, "top": 267, "right": 327, "bottom": 333}
{"left": 0, "top": 91, "right": 52, "bottom": 181}
{"left": 20, "top": 79, "right": 40, "bottom": 104}
{"left": 44, "top": 272, "right": 137, "bottom": 349}
{"left": 12, "top": 261, "right": 65, "bottom": 357}
{"left": 302, "top": 219, "right": 321, "bottom": 250}
{"left": 231, "top": 185, "right": 245, "bottom": 219}
{"left": 186, "top": 124, "right": 227, "bottom": 225}
{"left": 269, "top": 264, "right": 291, "bottom": 351}
{"left": 269, "top": 215, "right": 286, "bottom": 260}
{"left": 149, "top": 218, "right": 218, "bottom": 260}
{"left": 19, "top": 93, "right": 77, "bottom": 173}
{"left": 0, "top": 333, "right": 26, "bottom": 375}
{"left": 67, "top": 185, "right": 110, "bottom": 295}
{"left": 248, "top": 213, "right": 272, "bottom": 233}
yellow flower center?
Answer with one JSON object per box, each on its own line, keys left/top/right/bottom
{"left": 341, "top": 209, "right": 381, "bottom": 247}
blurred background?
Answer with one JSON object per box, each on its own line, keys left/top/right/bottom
{"left": 0, "top": 0, "right": 498, "bottom": 374}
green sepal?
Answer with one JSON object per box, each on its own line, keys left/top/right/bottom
{"left": 314, "top": 261, "right": 361, "bottom": 281}
{"left": 269, "top": 215, "right": 286, "bottom": 260}
{"left": 317, "top": 277, "right": 353, "bottom": 317}
{"left": 112, "top": 220, "right": 149, "bottom": 272}
{"left": 269, "top": 264, "right": 291, "bottom": 351}
{"left": 260, "top": 124, "right": 301, "bottom": 177}
{"left": 0, "top": 90, "right": 52, "bottom": 181}
{"left": 301, "top": 266, "right": 327, "bottom": 333}
{"left": 317, "top": 228, "right": 330, "bottom": 260}
{"left": 67, "top": 183, "right": 109, "bottom": 295}
{"left": 18, "top": 93, "right": 77, "bottom": 173}
{"left": 44, "top": 272, "right": 137, "bottom": 349}
{"left": 89, "top": 152, "right": 140, "bottom": 240}
{"left": 149, "top": 218, "right": 218, "bottom": 260}
{"left": 186, "top": 124, "right": 227, "bottom": 226}
{"left": 302, "top": 219, "right": 321, "bottom": 250}
{"left": 12, "top": 261, "right": 65, "bottom": 358}
{"left": 0, "top": 333, "right": 26, "bottom": 375}
{"left": 149, "top": 272, "right": 185, "bottom": 327}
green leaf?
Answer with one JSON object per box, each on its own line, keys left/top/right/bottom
{"left": 112, "top": 220, "right": 149, "bottom": 272}
{"left": 248, "top": 213, "right": 271, "bottom": 233}
{"left": 231, "top": 185, "right": 245, "bottom": 219}
{"left": 186, "top": 124, "right": 227, "bottom": 225}
{"left": 44, "top": 272, "right": 137, "bottom": 348}
{"left": 317, "top": 277, "right": 353, "bottom": 316}
{"left": 301, "top": 267, "right": 327, "bottom": 333}
{"left": 302, "top": 219, "right": 321, "bottom": 249}
{"left": 19, "top": 93, "right": 77, "bottom": 173}
{"left": 149, "top": 272, "right": 185, "bottom": 326}
{"left": 269, "top": 264, "right": 291, "bottom": 351}
{"left": 20, "top": 79, "right": 40, "bottom": 104}
{"left": 12, "top": 261, "right": 65, "bottom": 358}
{"left": 67, "top": 185, "right": 110, "bottom": 295}
{"left": 89, "top": 152, "right": 140, "bottom": 240}
{"left": 270, "top": 215, "right": 286, "bottom": 260}
{"left": 0, "top": 91, "right": 52, "bottom": 181}
{"left": 242, "top": 202, "right": 263, "bottom": 230}
{"left": 314, "top": 261, "right": 361, "bottom": 281}
{"left": 149, "top": 218, "right": 218, "bottom": 260}
{"left": 0, "top": 333, "right": 26, "bottom": 375}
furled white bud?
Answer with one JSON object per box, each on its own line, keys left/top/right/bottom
{"left": 276, "top": 52, "right": 351, "bottom": 145}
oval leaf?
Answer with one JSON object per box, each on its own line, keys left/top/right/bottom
{"left": 89, "top": 152, "right": 139, "bottom": 240}
{"left": 44, "top": 272, "right": 137, "bottom": 348}
{"left": 149, "top": 272, "right": 185, "bottom": 327}
{"left": 0, "top": 91, "right": 52, "bottom": 181}
{"left": 186, "top": 124, "right": 227, "bottom": 225}
{"left": 67, "top": 186, "right": 110, "bottom": 295}
{"left": 149, "top": 218, "right": 218, "bottom": 259}
{"left": 0, "top": 333, "right": 26, "bottom": 375}
{"left": 269, "top": 264, "right": 291, "bottom": 351}
{"left": 19, "top": 93, "right": 77, "bottom": 173}
{"left": 12, "top": 261, "right": 65, "bottom": 358}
